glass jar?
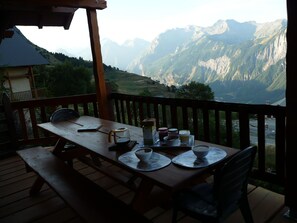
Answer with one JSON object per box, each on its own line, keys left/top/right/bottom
{"left": 168, "top": 128, "right": 178, "bottom": 139}
{"left": 158, "top": 127, "right": 168, "bottom": 141}
{"left": 179, "top": 129, "right": 190, "bottom": 144}
{"left": 142, "top": 118, "right": 157, "bottom": 145}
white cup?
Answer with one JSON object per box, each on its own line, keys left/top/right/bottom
{"left": 135, "top": 148, "right": 153, "bottom": 162}
{"left": 192, "top": 145, "right": 210, "bottom": 159}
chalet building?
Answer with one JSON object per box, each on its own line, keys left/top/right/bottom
{"left": 0, "top": 27, "right": 48, "bottom": 101}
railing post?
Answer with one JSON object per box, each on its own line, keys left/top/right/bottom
{"left": 1, "top": 93, "right": 18, "bottom": 150}
{"left": 104, "top": 84, "right": 115, "bottom": 121}
{"left": 239, "top": 110, "right": 250, "bottom": 149}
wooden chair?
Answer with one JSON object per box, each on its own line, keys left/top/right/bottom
{"left": 172, "top": 145, "right": 257, "bottom": 223}
{"left": 49, "top": 108, "right": 139, "bottom": 190}
{"left": 50, "top": 108, "right": 120, "bottom": 172}
{"left": 50, "top": 108, "right": 80, "bottom": 152}
{"left": 50, "top": 108, "right": 80, "bottom": 122}
{"left": 49, "top": 108, "right": 82, "bottom": 166}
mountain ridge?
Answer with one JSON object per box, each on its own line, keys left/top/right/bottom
{"left": 104, "top": 19, "right": 286, "bottom": 104}
{"left": 20, "top": 19, "right": 286, "bottom": 105}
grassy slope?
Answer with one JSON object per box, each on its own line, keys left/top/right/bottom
{"left": 105, "top": 70, "right": 175, "bottom": 97}
{"left": 35, "top": 44, "right": 174, "bottom": 97}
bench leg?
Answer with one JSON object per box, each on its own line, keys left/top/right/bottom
{"left": 30, "top": 176, "right": 45, "bottom": 196}
{"left": 66, "top": 159, "right": 73, "bottom": 167}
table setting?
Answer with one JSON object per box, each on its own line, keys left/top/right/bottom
{"left": 75, "top": 117, "right": 229, "bottom": 172}
{"left": 116, "top": 123, "right": 227, "bottom": 171}
{"left": 118, "top": 147, "right": 171, "bottom": 172}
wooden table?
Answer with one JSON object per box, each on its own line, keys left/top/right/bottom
{"left": 38, "top": 116, "right": 239, "bottom": 212}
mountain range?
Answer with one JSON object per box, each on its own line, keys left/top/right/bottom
{"left": 101, "top": 19, "right": 287, "bottom": 104}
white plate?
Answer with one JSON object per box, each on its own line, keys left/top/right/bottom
{"left": 172, "top": 147, "right": 227, "bottom": 168}
{"left": 118, "top": 150, "right": 171, "bottom": 172}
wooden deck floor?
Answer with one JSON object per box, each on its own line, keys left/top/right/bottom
{"left": 0, "top": 154, "right": 293, "bottom": 223}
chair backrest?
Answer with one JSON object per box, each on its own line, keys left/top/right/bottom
{"left": 50, "top": 108, "right": 80, "bottom": 123}
{"left": 214, "top": 145, "right": 257, "bottom": 216}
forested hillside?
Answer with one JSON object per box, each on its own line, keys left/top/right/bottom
{"left": 33, "top": 45, "right": 175, "bottom": 98}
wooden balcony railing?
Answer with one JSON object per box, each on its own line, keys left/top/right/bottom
{"left": 9, "top": 94, "right": 98, "bottom": 146}
{"left": 5, "top": 93, "right": 286, "bottom": 186}
{"left": 110, "top": 93, "right": 286, "bottom": 186}
{"left": 6, "top": 88, "right": 48, "bottom": 102}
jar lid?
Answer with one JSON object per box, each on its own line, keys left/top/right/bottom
{"left": 141, "top": 118, "right": 156, "bottom": 126}
{"left": 168, "top": 128, "right": 178, "bottom": 132}
{"left": 158, "top": 127, "right": 168, "bottom": 131}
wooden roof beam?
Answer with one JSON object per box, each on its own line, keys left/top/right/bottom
{"left": 0, "top": 0, "right": 107, "bottom": 10}
{"left": 1, "top": 10, "right": 76, "bottom": 29}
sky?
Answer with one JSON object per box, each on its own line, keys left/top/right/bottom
{"left": 18, "top": 0, "right": 287, "bottom": 58}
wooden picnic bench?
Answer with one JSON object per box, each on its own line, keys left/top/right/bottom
{"left": 36, "top": 116, "right": 239, "bottom": 213}
{"left": 16, "top": 146, "right": 151, "bottom": 223}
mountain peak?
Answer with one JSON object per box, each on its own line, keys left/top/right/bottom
{"left": 255, "top": 19, "right": 287, "bottom": 38}
{"left": 204, "top": 20, "right": 229, "bottom": 35}
{"left": 202, "top": 19, "right": 257, "bottom": 44}
{"left": 123, "top": 38, "right": 150, "bottom": 47}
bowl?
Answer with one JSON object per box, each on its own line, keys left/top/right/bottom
{"left": 192, "top": 145, "right": 210, "bottom": 159}
{"left": 135, "top": 148, "right": 153, "bottom": 162}
{"left": 163, "top": 136, "right": 180, "bottom": 146}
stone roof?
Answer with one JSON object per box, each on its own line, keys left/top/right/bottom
{"left": 0, "top": 27, "right": 49, "bottom": 67}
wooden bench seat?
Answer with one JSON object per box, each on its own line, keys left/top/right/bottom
{"left": 16, "top": 146, "right": 151, "bottom": 223}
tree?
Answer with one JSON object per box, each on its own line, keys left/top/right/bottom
{"left": 175, "top": 81, "right": 214, "bottom": 100}
{"left": 106, "top": 80, "right": 119, "bottom": 93}
{"left": 46, "top": 62, "right": 94, "bottom": 97}
{"left": 139, "top": 88, "right": 152, "bottom": 96}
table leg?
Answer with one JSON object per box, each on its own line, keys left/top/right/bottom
{"left": 52, "top": 138, "right": 75, "bottom": 166}
{"left": 131, "top": 179, "right": 154, "bottom": 213}
{"left": 52, "top": 138, "right": 67, "bottom": 155}
{"left": 30, "top": 176, "right": 45, "bottom": 196}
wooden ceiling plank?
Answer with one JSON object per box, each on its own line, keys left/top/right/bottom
{"left": 0, "top": 0, "right": 107, "bottom": 10}
{"left": 1, "top": 11, "right": 75, "bottom": 29}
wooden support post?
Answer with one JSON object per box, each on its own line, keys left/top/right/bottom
{"left": 284, "top": 0, "right": 297, "bottom": 220}
{"left": 28, "top": 66, "right": 38, "bottom": 99}
{"left": 86, "top": 9, "right": 110, "bottom": 119}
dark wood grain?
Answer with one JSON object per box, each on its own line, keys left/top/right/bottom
{"left": 17, "top": 146, "right": 151, "bottom": 223}
{"left": 0, "top": 154, "right": 288, "bottom": 223}
{"left": 8, "top": 92, "right": 287, "bottom": 189}
{"left": 38, "top": 116, "right": 238, "bottom": 193}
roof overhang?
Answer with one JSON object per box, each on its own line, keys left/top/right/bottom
{"left": 0, "top": 0, "right": 107, "bottom": 41}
